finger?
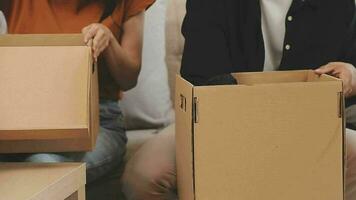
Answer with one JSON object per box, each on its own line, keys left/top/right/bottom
{"left": 87, "top": 39, "right": 96, "bottom": 61}
{"left": 94, "top": 41, "right": 107, "bottom": 59}
{"left": 82, "top": 26, "right": 93, "bottom": 43}
{"left": 340, "top": 73, "right": 352, "bottom": 89}
{"left": 94, "top": 36, "right": 111, "bottom": 59}
{"left": 87, "top": 38, "right": 93, "bottom": 48}
{"left": 345, "top": 88, "right": 353, "bottom": 97}
{"left": 315, "top": 64, "right": 337, "bottom": 75}
{"left": 81, "top": 25, "right": 91, "bottom": 35}
{"left": 84, "top": 25, "right": 99, "bottom": 43}
{"left": 332, "top": 70, "right": 340, "bottom": 76}
{"left": 338, "top": 76, "right": 352, "bottom": 97}
{"left": 94, "top": 44, "right": 107, "bottom": 59}
{"left": 92, "top": 29, "right": 106, "bottom": 51}
{"left": 331, "top": 69, "right": 343, "bottom": 78}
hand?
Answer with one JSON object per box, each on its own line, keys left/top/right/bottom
{"left": 315, "top": 62, "right": 356, "bottom": 97}
{"left": 82, "top": 23, "right": 114, "bottom": 61}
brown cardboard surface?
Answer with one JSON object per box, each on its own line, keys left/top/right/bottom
{"left": 0, "top": 138, "right": 93, "bottom": 153}
{"left": 233, "top": 70, "right": 338, "bottom": 85}
{"left": 176, "top": 70, "right": 344, "bottom": 200}
{"left": 0, "top": 163, "right": 86, "bottom": 200}
{"left": 90, "top": 63, "right": 100, "bottom": 149}
{"left": 0, "top": 46, "right": 89, "bottom": 130}
{"left": 0, "top": 34, "right": 99, "bottom": 152}
{"left": 175, "top": 75, "right": 195, "bottom": 200}
{"left": 0, "top": 34, "right": 86, "bottom": 46}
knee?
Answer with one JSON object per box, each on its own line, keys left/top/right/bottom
{"left": 24, "top": 153, "right": 68, "bottom": 163}
{"left": 122, "top": 160, "right": 176, "bottom": 199}
{"left": 347, "top": 129, "right": 356, "bottom": 157}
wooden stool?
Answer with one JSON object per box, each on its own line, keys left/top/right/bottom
{"left": 0, "top": 163, "right": 86, "bottom": 200}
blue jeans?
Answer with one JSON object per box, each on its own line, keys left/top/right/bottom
{"left": 0, "top": 100, "right": 127, "bottom": 183}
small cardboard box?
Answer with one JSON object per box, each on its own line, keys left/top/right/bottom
{"left": 176, "top": 70, "right": 344, "bottom": 200}
{"left": 0, "top": 34, "right": 99, "bottom": 153}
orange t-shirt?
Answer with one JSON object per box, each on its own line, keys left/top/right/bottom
{"left": 1, "top": 0, "right": 155, "bottom": 100}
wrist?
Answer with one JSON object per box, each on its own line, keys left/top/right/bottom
{"left": 109, "top": 32, "right": 116, "bottom": 46}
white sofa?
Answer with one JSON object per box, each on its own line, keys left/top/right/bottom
{"left": 87, "top": 0, "right": 186, "bottom": 199}
{"left": 124, "top": 0, "right": 186, "bottom": 161}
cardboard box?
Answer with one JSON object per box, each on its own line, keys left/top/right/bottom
{"left": 175, "top": 70, "right": 344, "bottom": 200}
{"left": 0, "top": 34, "right": 99, "bottom": 153}
{"left": 0, "top": 163, "right": 86, "bottom": 200}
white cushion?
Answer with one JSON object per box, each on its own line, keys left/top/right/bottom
{"left": 125, "top": 129, "right": 158, "bottom": 161}
{"left": 120, "top": 0, "right": 174, "bottom": 130}
{"left": 0, "top": 11, "right": 7, "bottom": 34}
{"left": 165, "top": 0, "right": 186, "bottom": 102}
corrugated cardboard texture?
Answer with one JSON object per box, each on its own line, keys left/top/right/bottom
{"left": 90, "top": 62, "right": 100, "bottom": 148}
{"left": 175, "top": 75, "right": 195, "bottom": 200}
{"left": 0, "top": 34, "right": 99, "bottom": 152}
{"left": 0, "top": 137, "right": 93, "bottom": 153}
{"left": 233, "top": 70, "right": 338, "bottom": 85}
{"left": 0, "top": 163, "right": 86, "bottom": 200}
{"left": 0, "top": 46, "right": 89, "bottom": 131}
{"left": 0, "top": 34, "right": 86, "bottom": 46}
{"left": 176, "top": 71, "right": 344, "bottom": 200}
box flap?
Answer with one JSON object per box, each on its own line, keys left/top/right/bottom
{"left": 233, "top": 70, "right": 339, "bottom": 85}
{"left": 0, "top": 45, "right": 91, "bottom": 134}
{"left": 175, "top": 75, "right": 195, "bottom": 200}
{"left": 192, "top": 79, "right": 343, "bottom": 199}
{"left": 89, "top": 62, "right": 100, "bottom": 148}
{"left": 0, "top": 137, "right": 93, "bottom": 153}
{"left": 0, "top": 34, "right": 85, "bottom": 46}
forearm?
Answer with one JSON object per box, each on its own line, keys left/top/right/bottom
{"left": 82, "top": 13, "right": 144, "bottom": 91}
{"left": 103, "top": 36, "right": 140, "bottom": 91}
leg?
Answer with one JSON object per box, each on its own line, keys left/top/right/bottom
{"left": 346, "top": 105, "right": 356, "bottom": 126}
{"left": 345, "top": 105, "right": 356, "bottom": 199}
{"left": 0, "top": 154, "right": 11, "bottom": 162}
{"left": 18, "top": 100, "right": 127, "bottom": 183}
{"left": 24, "top": 126, "right": 126, "bottom": 183}
{"left": 121, "top": 124, "right": 177, "bottom": 200}
{"left": 346, "top": 128, "right": 356, "bottom": 200}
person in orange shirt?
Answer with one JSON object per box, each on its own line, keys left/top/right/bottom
{"left": 0, "top": 0, "right": 154, "bottom": 183}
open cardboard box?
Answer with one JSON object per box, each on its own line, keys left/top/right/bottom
{"left": 0, "top": 34, "right": 99, "bottom": 153}
{"left": 176, "top": 70, "right": 345, "bottom": 200}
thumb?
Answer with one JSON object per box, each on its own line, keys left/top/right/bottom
{"left": 315, "top": 64, "right": 336, "bottom": 75}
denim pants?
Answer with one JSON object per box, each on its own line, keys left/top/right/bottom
{"left": 0, "top": 100, "right": 127, "bottom": 183}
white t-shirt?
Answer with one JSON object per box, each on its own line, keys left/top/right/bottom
{"left": 260, "top": 0, "right": 293, "bottom": 71}
{"left": 0, "top": 11, "right": 7, "bottom": 34}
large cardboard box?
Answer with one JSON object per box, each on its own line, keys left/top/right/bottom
{"left": 0, "top": 34, "right": 99, "bottom": 153}
{"left": 176, "top": 70, "right": 344, "bottom": 200}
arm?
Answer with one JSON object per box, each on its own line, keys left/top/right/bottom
{"left": 315, "top": 1, "right": 356, "bottom": 98}
{"left": 181, "top": 0, "right": 233, "bottom": 85}
{"left": 102, "top": 12, "right": 144, "bottom": 91}
{"left": 82, "top": 12, "right": 145, "bottom": 91}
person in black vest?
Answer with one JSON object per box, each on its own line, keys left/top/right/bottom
{"left": 122, "top": 0, "right": 356, "bottom": 199}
